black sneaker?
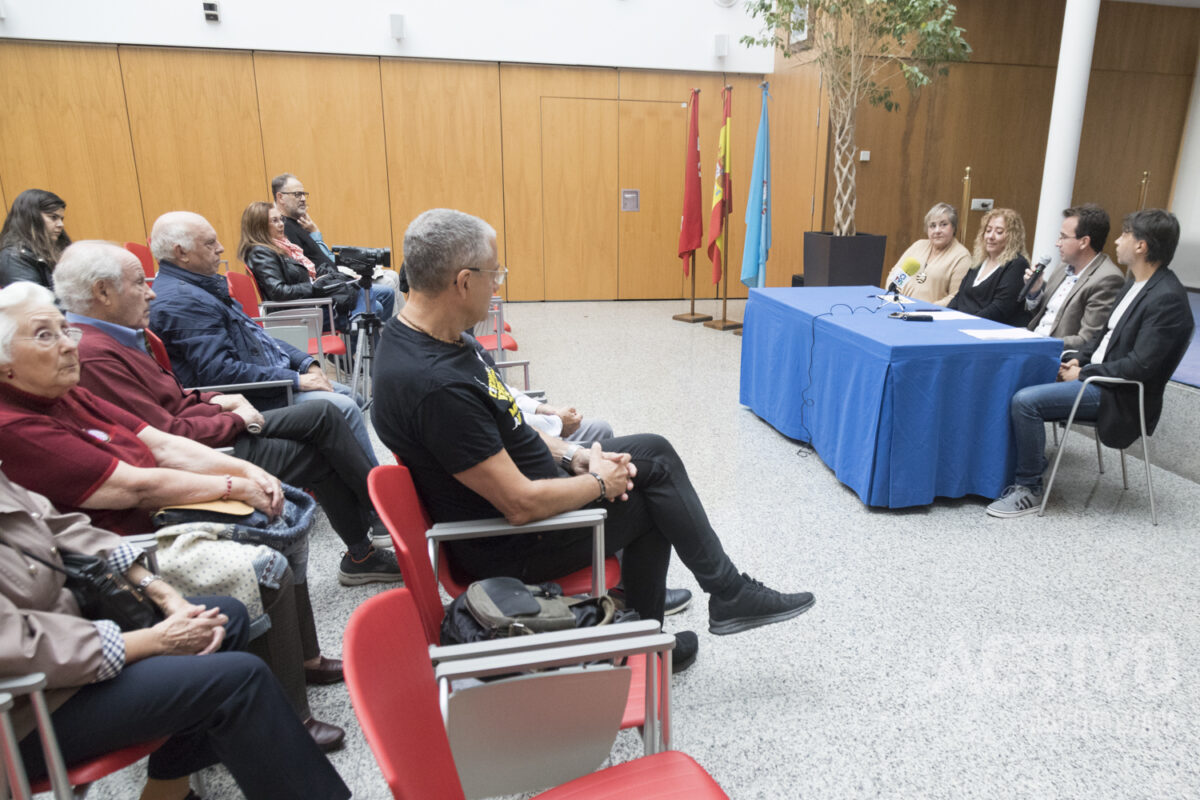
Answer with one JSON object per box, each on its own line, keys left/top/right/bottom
{"left": 672, "top": 631, "right": 699, "bottom": 674}
{"left": 708, "top": 573, "right": 814, "bottom": 635}
{"left": 608, "top": 586, "right": 693, "bottom": 616}
{"left": 338, "top": 546, "right": 404, "bottom": 586}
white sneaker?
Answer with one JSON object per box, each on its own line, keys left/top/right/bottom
{"left": 986, "top": 485, "right": 1044, "bottom": 518}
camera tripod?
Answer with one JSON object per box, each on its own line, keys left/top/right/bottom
{"left": 348, "top": 278, "right": 383, "bottom": 409}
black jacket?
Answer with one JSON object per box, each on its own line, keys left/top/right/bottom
{"left": 282, "top": 216, "right": 334, "bottom": 269}
{"left": 1077, "top": 267, "right": 1194, "bottom": 449}
{"left": 244, "top": 245, "right": 357, "bottom": 329}
{"left": 948, "top": 255, "right": 1028, "bottom": 326}
{"left": 0, "top": 246, "right": 54, "bottom": 290}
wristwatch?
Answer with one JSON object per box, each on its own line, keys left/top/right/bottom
{"left": 137, "top": 574, "right": 162, "bottom": 591}
{"left": 561, "top": 443, "right": 582, "bottom": 472}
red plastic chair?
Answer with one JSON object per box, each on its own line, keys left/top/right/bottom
{"left": 225, "top": 270, "right": 348, "bottom": 369}
{"left": 367, "top": 466, "right": 662, "bottom": 738}
{"left": 0, "top": 673, "right": 168, "bottom": 799}
{"left": 30, "top": 739, "right": 168, "bottom": 797}
{"left": 476, "top": 295, "right": 518, "bottom": 354}
{"left": 344, "top": 588, "right": 729, "bottom": 800}
{"left": 124, "top": 241, "right": 156, "bottom": 280}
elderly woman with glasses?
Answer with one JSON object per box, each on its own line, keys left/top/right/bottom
{"left": 885, "top": 202, "right": 973, "bottom": 306}
{"left": 0, "top": 281, "right": 347, "bottom": 753}
{"left": 237, "top": 201, "right": 392, "bottom": 331}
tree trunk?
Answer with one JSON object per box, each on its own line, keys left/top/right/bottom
{"left": 831, "top": 103, "right": 856, "bottom": 236}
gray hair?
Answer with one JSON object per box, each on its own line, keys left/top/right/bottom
{"left": 0, "top": 282, "right": 58, "bottom": 364}
{"left": 150, "top": 211, "right": 208, "bottom": 263}
{"left": 924, "top": 202, "right": 959, "bottom": 235}
{"left": 54, "top": 241, "right": 129, "bottom": 313}
{"left": 271, "top": 173, "right": 296, "bottom": 198}
{"left": 403, "top": 209, "right": 496, "bottom": 293}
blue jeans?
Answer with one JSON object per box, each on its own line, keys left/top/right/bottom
{"left": 294, "top": 381, "right": 379, "bottom": 466}
{"left": 353, "top": 284, "right": 394, "bottom": 319}
{"left": 1011, "top": 380, "right": 1102, "bottom": 489}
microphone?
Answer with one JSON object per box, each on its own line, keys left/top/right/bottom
{"left": 885, "top": 258, "right": 922, "bottom": 300}
{"left": 1017, "top": 254, "right": 1053, "bottom": 304}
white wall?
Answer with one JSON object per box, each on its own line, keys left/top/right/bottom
{"left": 0, "top": 0, "right": 775, "bottom": 74}
{"left": 1170, "top": 49, "right": 1200, "bottom": 288}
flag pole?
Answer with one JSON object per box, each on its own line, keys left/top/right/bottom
{"left": 705, "top": 202, "right": 742, "bottom": 331}
{"left": 672, "top": 253, "right": 705, "bottom": 321}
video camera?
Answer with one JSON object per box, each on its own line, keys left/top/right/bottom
{"left": 334, "top": 246, "right": 392, "bottom": 290}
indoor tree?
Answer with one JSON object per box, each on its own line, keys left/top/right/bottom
{"left": 742, "top": 0, "right": 970, "bottom": 236}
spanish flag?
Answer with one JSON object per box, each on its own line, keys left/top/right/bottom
{"left": 707, "top": 86, "right": 733, "bottom": 284}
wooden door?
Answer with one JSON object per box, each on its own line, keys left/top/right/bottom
{"left": 617, "top": 100, "right": 688, "bottom": 299}
{"left": 540, "top": 97, "right": 618, "bottom": 300}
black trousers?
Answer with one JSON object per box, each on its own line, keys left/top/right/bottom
{"left": 450, "top": 433, "right": 741, "bottom": 621}
{"left": 19, "top": 596, "right": 349, "bottom": 799}
{"left": 233, "top": 400, "right": 373, "bottom": 551}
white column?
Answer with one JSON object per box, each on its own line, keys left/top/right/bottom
{"left": 1168, "top": 48, "right": 1200, "bottom": 288}
{"left": 1030, "top": 0, "right": 1101, "bottom": 267}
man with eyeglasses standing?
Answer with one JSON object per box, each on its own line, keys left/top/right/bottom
{"left": 271, "top": 173, "right": 400, "bottom": 314}
{"left": 1023, "top": 204, "right": 1125, "bottom": 350}
{"left": 373, "top": 209, "right": 817, "bottom": 674}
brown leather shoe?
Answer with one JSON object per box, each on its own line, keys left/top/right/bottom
{"left": 304, "top": 655, "right": 344, "bottom": 685}
{"left": 303, "top": 717, "right": 346, "bottom": 752}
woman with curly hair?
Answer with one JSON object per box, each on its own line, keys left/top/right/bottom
{"left": 949, "top": 207, "right": 1030, "bottom": 325}
{"left": 0, "top": 189, "right": 72, "bottom": 289}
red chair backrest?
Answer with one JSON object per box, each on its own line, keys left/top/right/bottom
{"left": 225, "top": 270, "right": 263, "bottom": 321}
{"left": 344, "top": 588, "right": 466, "bottom": 800}
{"left": 125, "top": 242, "right": 156, "bottom": 279}
{"left": 367, "top": 465, "right": 444, "bottom": 645}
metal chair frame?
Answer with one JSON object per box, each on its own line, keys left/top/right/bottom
{"left": 1039, "top": 375, "right": 1156, "bottom": 524}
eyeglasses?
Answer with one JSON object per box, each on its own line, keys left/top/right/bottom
{"left": 466, "top": 266, "right": 508, "bottom": 286}
{"left": 20, "top": 326, "right": 83, "bottom": 348}
{"left": 279, "top": 191, "right": 310, "bottom": 199}
{"left": 1056, "top": 233, "right": 1080, "bottom": 242}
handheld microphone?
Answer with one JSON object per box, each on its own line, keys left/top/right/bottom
{"left": 1017, "top": 254, "right": 1053, "bottom": 304}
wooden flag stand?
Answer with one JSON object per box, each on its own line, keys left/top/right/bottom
{"left": 673, "top": 254, "right": 712, "bottom": 323}
{"left": 704, "top": 206, "right": 742, "bottom": 332}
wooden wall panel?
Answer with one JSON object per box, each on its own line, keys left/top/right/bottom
{"left": 1093, "top": 2, "right": 1200, "bottom": 75}
{"left": 500, "top": 65, "right": 618, "bottom": 301}
{"left": 1075, "top": 70, "right": 1194, "bottom": 255}
{"left": 0, "top": 42, "right": 144, "bottom": 243}
{"left": 120, "top": 47, "right": 265, "bottom": 257}
{"left": 951, "top": 0, "right": 1063, "bottom": 67}
{"left": 617, "top": 99, "right": 687, "bottom": 299}
{"left": 769, "top": 56, "right": 827, "bottom": 288}
{"left": 541, "top": 98, "right": 618, "bottom": 300}
{"left": 618, "top": 70, "right": 731, "bottom": 299}
{"left": 380, "top": 59, "right": 505, "bottom": 269}
{"left": 255, "top": 52, "right": 392, "bottom": 251}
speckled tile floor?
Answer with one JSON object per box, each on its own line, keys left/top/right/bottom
{"left": 85, "top": 298, "right": 1200, "bottom": 800}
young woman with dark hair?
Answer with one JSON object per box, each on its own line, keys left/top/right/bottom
{"left": 0, "top": 189, "right": 71, "bottom": 289}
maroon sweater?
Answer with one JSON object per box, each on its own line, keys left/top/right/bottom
{"left": 75, "top": 323, "right": 247, "bottom": 447}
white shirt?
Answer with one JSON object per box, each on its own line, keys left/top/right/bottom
{"left": 1033, "top": 264, "right": 1080, "bottom": 337}
{"left": 1090, "top": 278, "right": 1146, "bottom": 365}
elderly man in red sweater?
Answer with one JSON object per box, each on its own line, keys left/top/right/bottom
{"left": 52, "top": 240, "right": 400, "bottom": 593}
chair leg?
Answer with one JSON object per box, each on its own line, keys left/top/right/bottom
{"left": 1093, "top": 428, "right": 1104, "bottom": 474}
{"left": 1119, "top": 449, "right": 1128, "bottom": 490}
{"left": 1040, "top": 421, "right": 1075, "bottom": 517}
{"left": 1051, "top": 422, "right": 1059, "bottom": 446}
{"left": 1143, "top": 435, "right": 1157, "bottom": 526}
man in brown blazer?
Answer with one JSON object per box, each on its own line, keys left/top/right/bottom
{"left": 1024, "top": 204, "right": 1125, "bottom": 350}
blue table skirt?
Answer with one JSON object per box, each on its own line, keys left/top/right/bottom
{"left": 739, "top": 286, "right": 1063, "bottom": 507}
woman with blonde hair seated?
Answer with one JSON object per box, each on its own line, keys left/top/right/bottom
{"left": 948, "top": 207, "right": 1030, "bottom": 325}
{"left": 886, "top": 202, "right": 972, "bottom": 305}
